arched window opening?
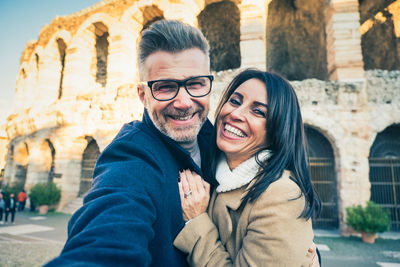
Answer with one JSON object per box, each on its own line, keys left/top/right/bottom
{"left": 13, "top": 142, "right": 29, "bottom": 187}
{"left": 141, "top": 5, "right": 164, "bottom": 32}
{"left": 198, "top": 1, "right": 241, "bottom": 71}
{"left": 267, "top": 0, "right": 328, "bottom": 80}
{"left": 35, "top": 53, "right": 40, "bottom": 72}
{"left": 305, "top": 126, "right": 339, "bottom": 229}
{"left": 46, "top": 139, "right": 56, "bottom": 182}
{"left": 57, "top": 38, "right": 67, "bottom": 99}
{"left": 369, "top": 124, "right": 400, "bottom": 231}
{"left": 359, "top": 0, "right": 399, "bottom": 70}
{"left": 79, "top": 139, "right": 100, "bottom": 197}
{"left": 94, "top": 22, "right": 109, "bottom": 87}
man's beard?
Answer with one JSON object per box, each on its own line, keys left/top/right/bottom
{"left": 149, "top": 105, "right": 207, "bottom": 143}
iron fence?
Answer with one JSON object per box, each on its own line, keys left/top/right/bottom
{"left": 369, "top": 158, "right": 400, "bottom": 231}
{"left": 309, "top": 157, "right": 339, "bottom": 229}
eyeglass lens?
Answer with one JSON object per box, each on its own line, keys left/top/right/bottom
{"left": 151, "top": 76, "right": 211, "bottom": 100}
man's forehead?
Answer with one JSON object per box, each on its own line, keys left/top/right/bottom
{"left": 144, "top": 49, "right": 210, "bottom": 80}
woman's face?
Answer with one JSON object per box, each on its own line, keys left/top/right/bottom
{"left": 216, "top": 78, "right": 268, "bottom": 169}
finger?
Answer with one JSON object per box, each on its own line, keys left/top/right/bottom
{"left": 180, "top": 170, "right": 190, "bottom": 195}
{"left": 192, "top": 171, "right": 205, "bottom": 194}
{"left": 177, "top": 178, "right": 184, "bottom": 202}
{"left": 184, "top": 170, "right": 198, "bottom": 193}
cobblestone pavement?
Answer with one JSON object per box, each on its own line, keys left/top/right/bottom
{"left": 0, "top": 210, "right": 70, "bottom": 267}
{"left": 1, "top": 210, "right": 400, "bottom": 266}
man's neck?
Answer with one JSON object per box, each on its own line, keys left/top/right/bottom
{"left": 179, "top": 140, "right": 201, "bottom": 167}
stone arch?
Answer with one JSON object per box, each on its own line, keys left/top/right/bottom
{"left": 359, "top": 0, "right": 400, "bottom": 70}
{"left": 266, "top": 0, "right": 328, "bottom": 80}
{"left": 198, "top": 1, "right": 241, "bottom": 71}
{"left": 141, "top": 5, "right": 165, "bottom": 32}
{"left": 11, "top": 142, "right": 29, "bottom": 187}
{"left": 368, "top": 124, "right": 400, "bottom": 231}
{"left": 64, "top": 13, "right": 127, "bottom": 97}
{"left": 79, "top": 137, "right": 100, "bottom": 197}
{"left": 305, "top": 124, "right": 339, "bottom": 229}
{"left": 36, "top": 30, "right": 73, "bottom": 104}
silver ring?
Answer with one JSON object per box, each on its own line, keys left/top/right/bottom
{"left": 184, "top": 190, "right": 193, "bottom": 198}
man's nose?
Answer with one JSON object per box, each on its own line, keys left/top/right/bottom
{"left": 173, "top": 86, "right": 193, "bottom": 109}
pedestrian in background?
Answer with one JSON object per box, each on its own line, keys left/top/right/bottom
{"left": 0, "top": 193, "right": 5, "bottom": 224}
{"left": 5, "top": 193, "right": 17, "bottom": 224}
{"left": 17, "top": 189, "right": 27, "bottom": 211}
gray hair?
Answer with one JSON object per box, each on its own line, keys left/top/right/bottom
{"left": 138, "top": 20, "right": 210, "bottom": 81}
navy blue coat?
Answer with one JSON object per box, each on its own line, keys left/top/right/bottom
{"left": 45, "top": 109, "right": 214, "bottom": 266}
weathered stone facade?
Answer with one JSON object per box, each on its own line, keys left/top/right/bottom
{"left": 2, "top": 0, "right": 400, "bottom": 233}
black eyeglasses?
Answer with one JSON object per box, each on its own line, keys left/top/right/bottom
{"left": 147, "top": 75, "right": 214, "bottom": 101}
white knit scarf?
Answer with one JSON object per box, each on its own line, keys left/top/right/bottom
{"left": 215, "top": 150, "right": 272, "bottom": 193}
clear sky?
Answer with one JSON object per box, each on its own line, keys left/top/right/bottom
{"left": 0, "top": 0, "right": 101, "bottom": 126}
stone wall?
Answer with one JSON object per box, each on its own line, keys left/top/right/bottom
{"left": 2, "top": 0, "right": 400, "bottom": 233}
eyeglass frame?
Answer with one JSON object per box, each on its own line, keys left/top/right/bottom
{"left": 146, "top": 75, "right": 214, "bottom": 101}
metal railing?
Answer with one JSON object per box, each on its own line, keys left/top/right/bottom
{"left": 369, "top": 158, "right": 400, "bottom": 231}
{"left": 309, "top": 157, "right": 339, "bottom": 229}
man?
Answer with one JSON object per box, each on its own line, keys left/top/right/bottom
{"left": 5, "top": 193, "right": 17, "bottom": 224}
{"left": 17, "top": 189, "right": 27, "bottom": 211}
{"left": 45, "top": 20, "right": 214, "bottom": 266}
{"left": 0, "top": 193, "right": 5, "bottom": 224}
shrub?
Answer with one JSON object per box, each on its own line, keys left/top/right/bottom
{"left": 29, "top": 182, "right": 61, "bottom": 206}
{"left": 346, "top": 201, "right": 391, "bottom": 234}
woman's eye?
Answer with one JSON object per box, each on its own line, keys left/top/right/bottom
{"left": 253, "top": 108, "right": 267, "bottom": 117}
{"left": 229, "top": 98, "right": 241, "bottom": 106}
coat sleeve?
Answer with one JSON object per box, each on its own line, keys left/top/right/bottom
{"left": 174, "top": 177, "right": 314, "bottom": 267}
{"left": 44, "top": 140, "right": 162, "bottom": 267}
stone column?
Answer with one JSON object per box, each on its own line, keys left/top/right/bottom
{"left": 325, "top": 0, "right": 364, "bottom": 81}
{"left": 239, "top": 0, "right": 268, "bottom": 70}
{"left": 25, "top": 140, "right": 52, "bottom": 188}
{"left": 52, "top": 132, "right": 87, "bottom": 210}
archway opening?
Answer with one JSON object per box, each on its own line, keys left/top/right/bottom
{"left": 13, "top": 142, "right": 29, "bottom": 187}
{"left": 57, "top": 38, "right": 67, "bottom": 99}
{"left": 141, "top": 5, "right": 164, "bottom": 32}
{"left": 305, "top": 126, "right": 339, "bottom": 229}
{"left": 359, "top": 0, "right": 400, "bottom": 70}
{"left": 267, "top": 0, "right": 328, "bottom": 80}
{"left": 369, "top": 124, "right": 400, "bottom": 231}
{"left": 94, "top": 22, "right": 109, "bottom": 87}
{"left": 79, "top": 139, "right": 100, "bottom": 197}
{"left": 198, "top": 1, "right": 241, "bottom": 71}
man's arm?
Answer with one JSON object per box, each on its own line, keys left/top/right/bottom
{"left": 45, "top": 142, "right": 162, "bottom": 266}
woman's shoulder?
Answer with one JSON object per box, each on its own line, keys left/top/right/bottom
{"left": 261, "top": 170, "right": 302, "bottom": 200}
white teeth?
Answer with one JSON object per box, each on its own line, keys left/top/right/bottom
{"left": 224, "top": 124, "right": 246, "bottom": 137}
{"left": 172, "top": 115, "right": 192, "bottom": 121}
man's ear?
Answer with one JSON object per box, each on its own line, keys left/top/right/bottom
{"left": 137, "top": 84, "right": 146, "bottom": 105}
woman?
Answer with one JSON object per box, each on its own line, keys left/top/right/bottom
{"left": 174, "top": 69, "right": 321, "bottom": 266}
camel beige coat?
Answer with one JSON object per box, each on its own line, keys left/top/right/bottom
{"left": 174, "top": 170, "right": 314, "bottom": 267}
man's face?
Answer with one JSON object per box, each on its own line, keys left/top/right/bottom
{"left": 138, "top": 48, "right": 211, "bottom": 144}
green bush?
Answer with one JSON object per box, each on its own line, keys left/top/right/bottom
{"left": 346, "top": 201, "right": 391, "bottom": 234}
{"left": 29, "top": 182, "right": 61, "bottom": 206}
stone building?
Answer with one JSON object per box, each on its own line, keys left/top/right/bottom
{"left": 2, "top": 0, "right": 400, "bottom": 233}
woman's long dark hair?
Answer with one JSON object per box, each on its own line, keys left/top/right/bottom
{"left": 209, "top": 69, "right": 321, "bottom": 219}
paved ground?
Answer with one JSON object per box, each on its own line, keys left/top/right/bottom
{"left": 0, "top": 210, "right": 399, "bottom": 266}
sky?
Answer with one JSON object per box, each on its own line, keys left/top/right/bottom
{"left": 0, "top": 0, "right": 101, "bottom": 127}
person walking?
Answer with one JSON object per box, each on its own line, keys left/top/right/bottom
{"left": 0, "top": 193, "right": 5, "bottom": 224}
{"left": 5, "top": 193, "right": 17, "bottom": 224}
{"left": 17, "top": 189, "right": 27, "bottom": 211}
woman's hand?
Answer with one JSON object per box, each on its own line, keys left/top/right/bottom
{"left": 178, "top": 169, "right": 210, "bottom": 222}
